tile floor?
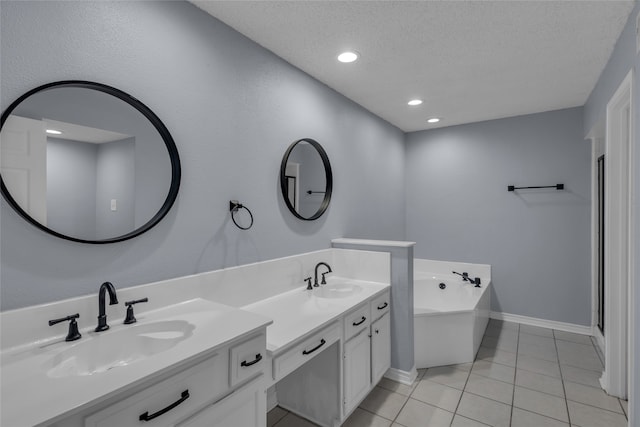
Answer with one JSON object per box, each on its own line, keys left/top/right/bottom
{"left": 267, "top": 319, "right": 629, "bottom": 427}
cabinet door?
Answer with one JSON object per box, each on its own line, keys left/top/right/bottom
{"left": 343, "top": 329, "right": 371, "bottom": 415}
{"left": 371, "top": 312, "right": 391, "bottom": 385}
{"left": 177, "top": 377, "right": 266, "bottom": 427}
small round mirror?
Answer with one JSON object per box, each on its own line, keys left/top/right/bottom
{"left": 0, "top": 81, "right": 181, "bottom": 243}
{"left": 279, "top": 138, "right": 332, "bottom": 221}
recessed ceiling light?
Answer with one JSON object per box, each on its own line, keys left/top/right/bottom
{"left": 337, "top": 51, "right": 359, "bottom": 63}
{"left": 427, "top": 118, "right": 440, "bottom": 124}
{"left": 45, "top": 129, "right": 62, "bottom": 135}
{"left": 408, "top": 99, "right": 423, "bottom": 106}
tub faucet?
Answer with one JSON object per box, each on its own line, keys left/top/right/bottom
{"left": 453, "top": 271, "right": 481, "bottom": 287}
{"left": 95, "top": 281, "right": 118, "bottom": 332}
{"left": 314, "top": 262, "right": 332, "bottom": 287}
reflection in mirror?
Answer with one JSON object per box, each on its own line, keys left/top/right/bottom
{"left": 280, "top": 138, "right": 332, "bottom": 221}
{"left": 0, "top": 81, "right": 181, "bottom": 243}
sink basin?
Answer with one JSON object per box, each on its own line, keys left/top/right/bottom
{"left": 314, "top": 283, "right": 363, "bottom": 299}
{"left": 46, "top": 320, "right": 195, "bottom": 378}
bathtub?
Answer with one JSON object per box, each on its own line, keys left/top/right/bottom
{"left": 413, "top": 259, "right": 491, "bottom": 369}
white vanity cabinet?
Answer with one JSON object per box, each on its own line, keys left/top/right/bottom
{"left": 79, "top": 332, "right": 267, "bottom": 427}
{"left": 342, "top": 290, "right": 391, "bottom": 417}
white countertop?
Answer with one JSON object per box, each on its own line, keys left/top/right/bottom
{"left": 332, "top": 238, "right": 416, "bottom": 248}
{"left": 0, "top": 298, "right": 272, "bottom": 427}
{"left": 242, "top": 277, "right": 390, "bottom": 353}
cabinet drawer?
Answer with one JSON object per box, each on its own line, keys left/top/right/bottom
{"left": 229, "top": 332, "right": 266, "bottom": 387}
{"left": 370, "top": 291, "right": 390, "bottom": 321}
{"left": 84, "top": 353, "right": 228, "bottom": 427}
{"left": 272, "top": 321, "right": 340, "bottom": 381}
{"left": 177, "top": 375, "right": 265, "bottom": 427}
{"left": 343, "top": 303, "right": 370, "bottom": 341}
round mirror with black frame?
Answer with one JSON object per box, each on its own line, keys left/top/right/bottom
{"left": 0, "top": 80, "right": 181, "bottom": 244}
{"left": 279, "top": 138, "right": 332, "bottom": 221}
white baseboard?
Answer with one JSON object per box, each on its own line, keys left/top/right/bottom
{"left": 490, "top": 311, "right": 592, "bottom": 335}
{"left": 384, "top": 366, "right": 418, "bottom": 385}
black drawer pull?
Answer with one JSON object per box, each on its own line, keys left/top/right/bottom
{"left": 302, "top": 338, "right": 326, "bottom": 355}
{"left": 139, "top": 390, "right": 190, "bottom": 422}
{"left": 377, "top": 302, "right": 388, "bottom": 310}
{"left": 241, "top": 353, "right": 263, "bottom": 367}
{"left": 352, "top": 316, "right": 366, "bottom": 326}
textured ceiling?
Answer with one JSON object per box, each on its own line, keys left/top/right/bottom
{"left": 192, "top": 1, "right": 635, "bottom": 132}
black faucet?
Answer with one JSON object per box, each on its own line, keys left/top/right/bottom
{"left": 452, "top": 271, "right": 481, "bottom": 287}
{"left": 314, "top": 262, "right": 332, "bottom": 287}
{"left": 95, "top": 281, "right": 118, "bottom": 332}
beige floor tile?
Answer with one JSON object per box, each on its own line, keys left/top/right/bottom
{"left": 484, "top": 326, "right": 519, "bottom": 341}
{"left": 416, "top": 368, "right": 427, "bottom": 380}
{"left": 510, "top": 407, "right": 569, "bottom": 427}
{"left": 341, "top": 408, "right": 392, "bottom": 427}
{"left": 450, "top": 414, "right": 492, "bottom": 427}
{"left": 394, "top": 398, "right": 453, "bottom": 427}
{"left": 515, "top": 368, "right": 565, "bottom": 397}
{"left": 476, "top": 346, "right": 517, "bottom": 367}
{"left": 377, "top": 377, "right": 416, "bottom": 396}
{"left": 456, "top": 392, "right": 511, "bottom": 427}
{"left": 487, "top": 319, "right": 519, "bottom": 331}
{"left": 513, "top": 386, "right": 569, "bottom": 423}
{"left": 481, "top": 334, "right": 518, "bottom": 353}
{"left": 464, "top": 373, "right": 514, "bottom": 405}
{"left": 411, "top": 379, "right": 462, "bottom": 412}
{"left": 560, "top": 364, "right": 602, "bottom": 388}
{"left": 567, "top": 400, "right": 628, "bottom": 427}
{"left": 267, "top": 406, "right": 288, "bottom": 427}
{"left": 517, "top": 335, "right": 558, "bottom": 362}
{"left": 553, "top": 330, "right": 593, "bottom": 345}
{"left": 422, "top": 365, "right": 470, "bottom": 390}
{"left": 619, "top": 398, "right": 628, "bottom": 416}
{"left": 471, "top": 360, "right": 515, "bottom": 383}
{"left": 556, "top": 341, "right": 603, "bottom": 372}
{"left": 359, "top": 386, "right": 409, "bottom": 421}
{"left": 564, "top": 381, "right": 624, "bottom": 413}
{"left": 446, "top": 361, "right": 474, "bottom": 372}
{"left": 273, "top": 413, "right": 319, "bottom": 427}
{"left": 517, "top": 354, "right": 561, "bottom": 378}
{"left": 519, "top": 324, "right": 554, "bottom": 338}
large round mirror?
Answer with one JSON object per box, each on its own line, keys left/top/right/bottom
{"left": 0, "top": 81, "right": 181, "bottom": 243}
{"left": 280, "top": 138, "right": 332, "bottom": 221}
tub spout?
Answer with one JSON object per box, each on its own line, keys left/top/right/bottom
{"left": 453, "top": 271, "right": 481, "bottom": 287}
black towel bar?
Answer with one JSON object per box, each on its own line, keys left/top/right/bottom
{"left": 508, "top": 184, "right": 564, "bottom": 192}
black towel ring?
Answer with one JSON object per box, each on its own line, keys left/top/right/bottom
{"left": 229, "top": 200, "right": 254, "bottom": 230}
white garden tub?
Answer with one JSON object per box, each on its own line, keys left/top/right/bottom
{"left": 414, "top": 259, "right": 491, "bottom": 369}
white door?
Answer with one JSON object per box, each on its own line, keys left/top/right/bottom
{"left": 371, "top": 312, "right": 391, "bottom": 385}
{"left": 343, "top": 329, "right": 371, "bottom": 415}
{"left": 1, "top": 115, "right": 47, "bottom": 224}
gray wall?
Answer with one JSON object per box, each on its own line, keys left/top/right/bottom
{"left": 582, "top": 2, "right": 640, "bottom": 418}
{"left": 405, "top": 108, "right": 591, "bottom": 325}
{"left": 0, "top": 1, "right": 406, "bottom": 310}
{"left": 47, "top": 138, "right": 98, "bottom": 238}
{"left": 96, "top": 137, "right": 135, "bottom": 240}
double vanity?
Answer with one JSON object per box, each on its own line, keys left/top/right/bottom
{"left": 0, "top": 248, "right": 391, "bottom": 427}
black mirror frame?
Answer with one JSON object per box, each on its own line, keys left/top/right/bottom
{"left": 279, "top": 138, "right": 332, "bottom": 221}
{"left": 0, "top": 80, "right": 181, "bottom": 244}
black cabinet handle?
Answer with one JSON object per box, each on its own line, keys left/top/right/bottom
{"left": 377, "top": 302, "right": 388, "bottom": 310}
{"left": 302, "top": 338, "right": 326, "bottom": 355}
{"left": 241, "top": 353, "right": 263, "bottom": 367}
{"left": 352, "top": 316, "right": 366, "bottom": 326}
{"left": 139, "top": 390, "right": 190, "bottom": 422}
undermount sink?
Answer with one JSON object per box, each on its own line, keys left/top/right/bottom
{"left": 314, "top": 282, "right": 363, "bottom": 299}
{"left": 46, "top": 320, "right": 195, "bottom": 378}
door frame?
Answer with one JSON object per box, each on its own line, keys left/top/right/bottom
{"left": 601, "top": 69, "right": 635, "bottom": 405}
